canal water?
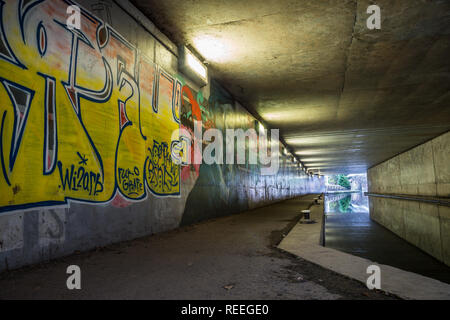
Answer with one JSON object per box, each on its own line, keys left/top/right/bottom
{"left": 324, "top": 192, "right": 450, "bottom": 284}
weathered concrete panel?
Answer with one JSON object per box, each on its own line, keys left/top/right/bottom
{"left": 432, "top": 132, "right": 450, "bottom": 197}
{"left": 439, "top": 206, "right": 450, "bottom": 266}
{"left": 399, "top": 143, "right": 436, "bottom": 196}
{"left": 0, "top": 214, "right": 24, "bottom": 254}
{"left": 369, "top": 131, "right": 449, "bottom": 198}
{"left": 368, "top": 131, "right": 450, "bottom": 265}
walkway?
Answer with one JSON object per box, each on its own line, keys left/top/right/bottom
{"left": 0, "top": 195, "right": 395, "bottom": 299}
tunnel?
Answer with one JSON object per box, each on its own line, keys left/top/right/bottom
{"left": 0, "top": 0, "right": 449, "bottom": 304}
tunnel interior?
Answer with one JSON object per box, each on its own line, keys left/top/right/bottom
{"left": 0, "top": 0, "right": 449, "bottom": 300}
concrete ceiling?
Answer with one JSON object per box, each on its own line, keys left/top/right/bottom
{"left": 132, "top": 0, "right": 450, "bottom": 175}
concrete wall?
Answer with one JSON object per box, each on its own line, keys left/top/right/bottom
{"left": 368, "top": 131, "right": 450, "bottom": 265}
{"left": 0, "top": 0, "right": 324, "bottom": 271}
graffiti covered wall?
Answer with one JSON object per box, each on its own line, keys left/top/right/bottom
{"left": 0, "top": 0, "right": 324, "bottom": 271}
{"left": 0, "top": 0, "right": 183, "bottom": 213}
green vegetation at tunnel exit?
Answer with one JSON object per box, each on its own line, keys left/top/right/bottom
{"left": 339, "top": 196, "right": 352, "bottom": 213}
{"left": 327, "top": 195, "right": 353, "bottom": 213}
{"left": 328, "top": 174, "right": 351, "bottom": 189}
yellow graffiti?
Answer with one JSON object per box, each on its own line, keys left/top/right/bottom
{"left": 0, "top": 0, "right": 180, "bottom": 213}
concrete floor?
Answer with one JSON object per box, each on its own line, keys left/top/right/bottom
{"left": 0, "top": 195, "right": 396, "bottom": 300}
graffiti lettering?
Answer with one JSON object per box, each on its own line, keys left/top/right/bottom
{"left": 118, "top": 167, "right": 143, "bottom": 196}
{"left": 147, "top": 140, "right": 179, "bottom": 195}
{"left": 57, "top": 161, "right": 103, "bottom": 196}
{"left": 0, "top": 0, "right": 182, "bottom": 213}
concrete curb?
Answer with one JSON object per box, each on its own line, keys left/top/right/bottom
{"left": 278, "top": 203, "right": 450, "bottom": 300}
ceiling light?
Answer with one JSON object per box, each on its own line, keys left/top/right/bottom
{"left": 193, "top": 35, "right": 228, "bottom": 62}
{"left": 178, "top": 46, "right": 208, "bottom": 86}
{"left": 187, "top": 52, "right": 206, "bottom": 78}
{"left": 259, "top": 122, "right": 265, "bottom": 133}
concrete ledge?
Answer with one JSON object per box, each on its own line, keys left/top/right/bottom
{"left": 365, "top": 192, "right": 450, "bottom": 206}
{"left": 278, "top": 204, "right": 450, "bottom": 300}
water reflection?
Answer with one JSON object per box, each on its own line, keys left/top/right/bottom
{"left": 325, "top": 192, "right": 369, "bottom": 213}
{"left": 324, "top": 192, "right": 450, "bottom": 284}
